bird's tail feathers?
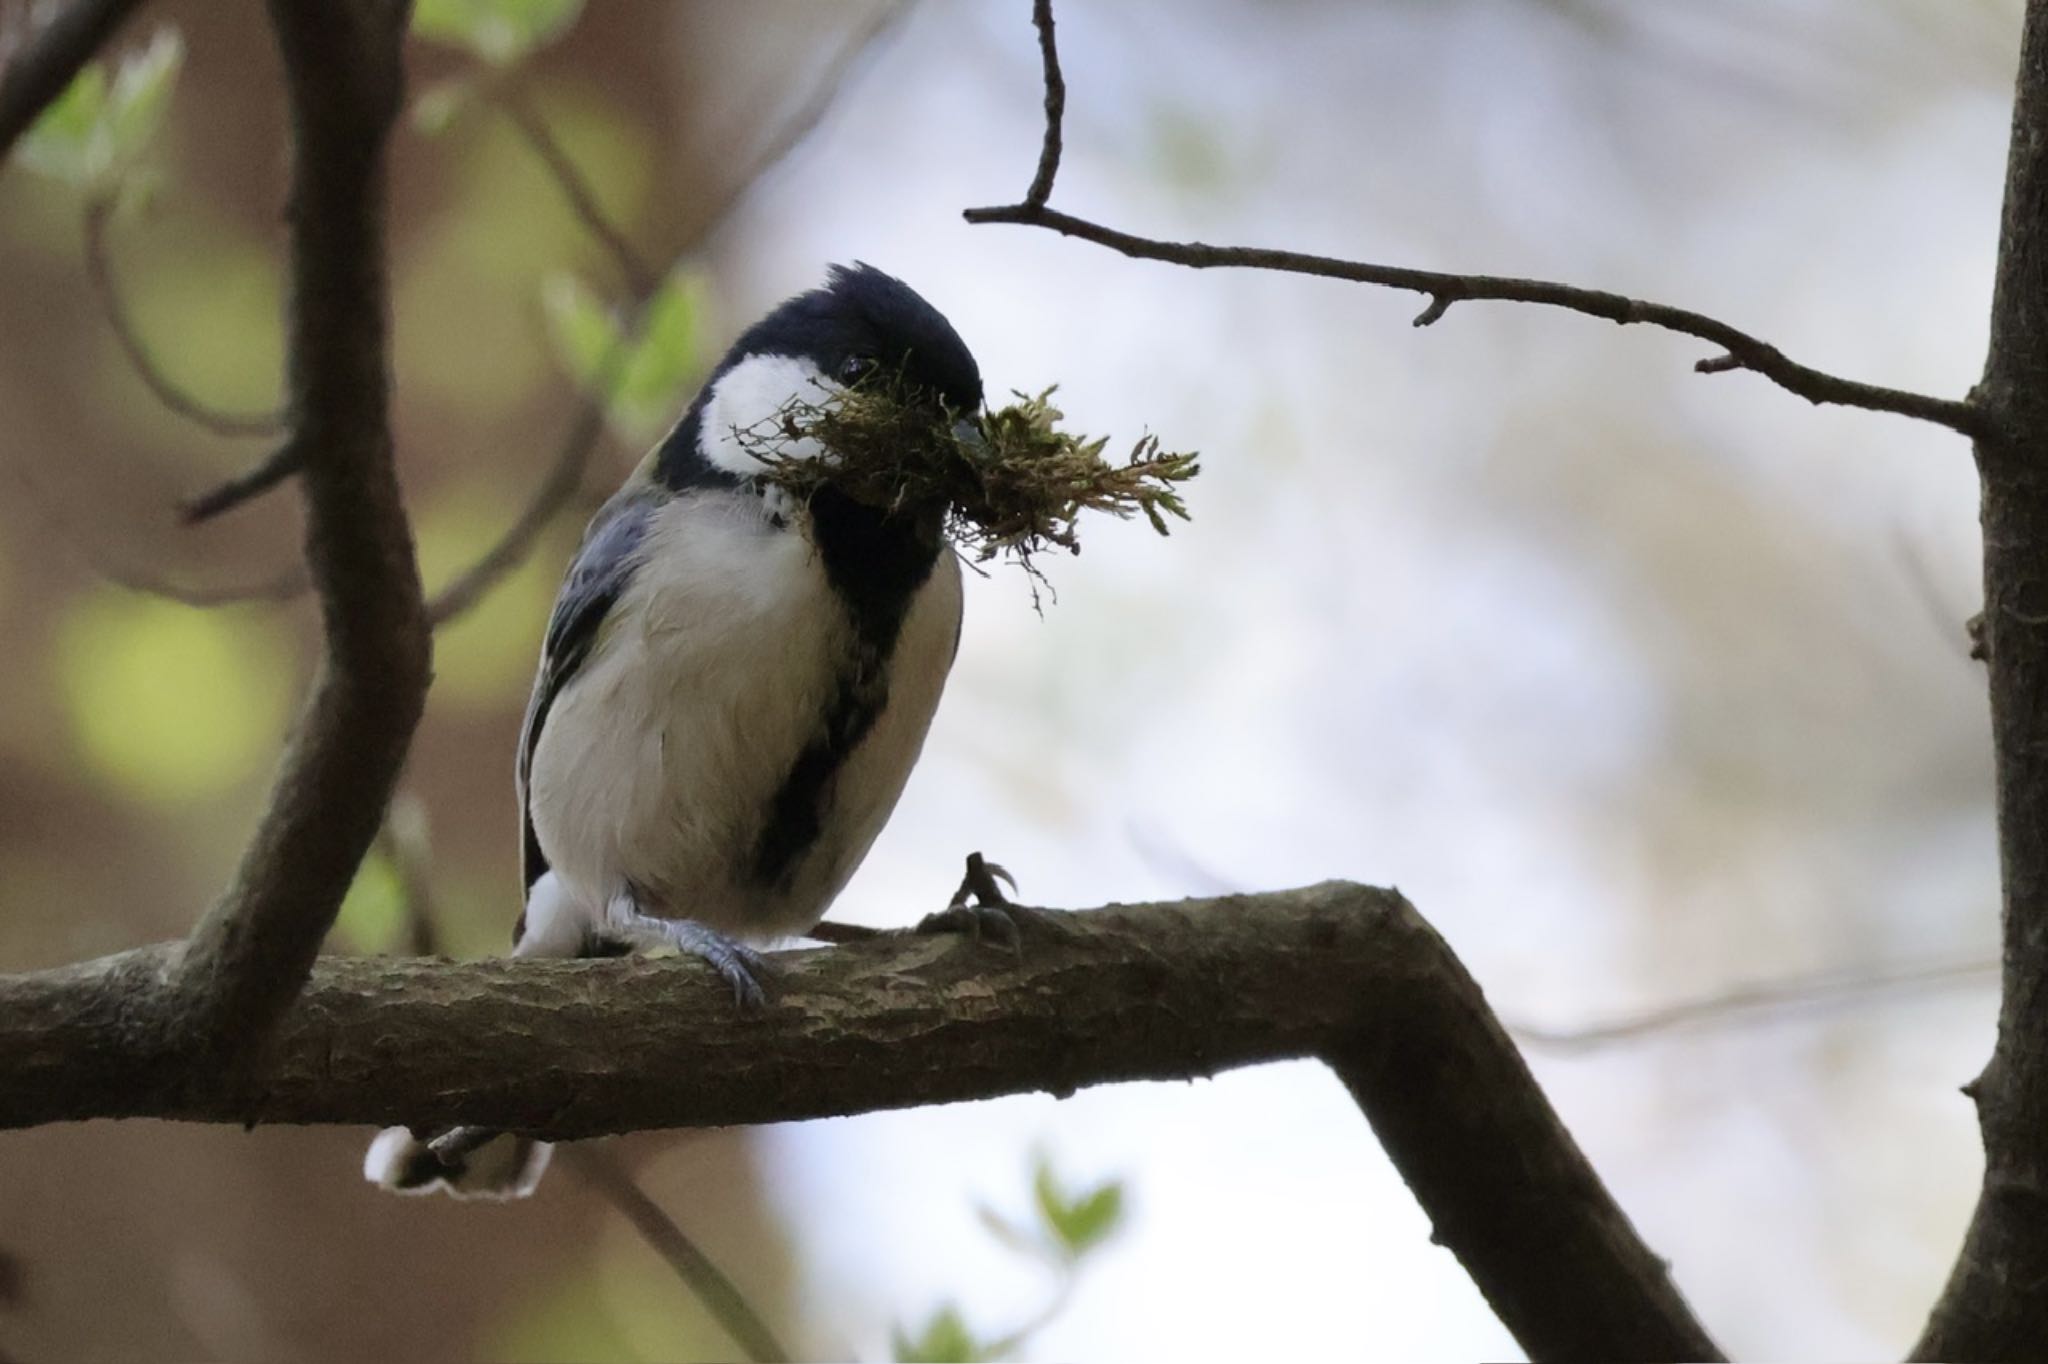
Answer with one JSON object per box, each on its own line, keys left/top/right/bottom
{"left": 362, "top": 1126, "right": 553, "bottom": 1200}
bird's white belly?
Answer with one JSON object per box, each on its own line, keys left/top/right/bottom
{"left": 525, "top": 493, "right": 960, "bottom": 939}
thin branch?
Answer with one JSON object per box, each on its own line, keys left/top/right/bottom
{"left": 495, "top": 82, "right": 654, "bottom": 297}
{"left": 675, "top": 0, "right": 917, "bottom": 246}
{"left": 0, "top": 884, "right": 1722, "bottom": 1362}
{"left": 0, "top": 0, "right": 144, "bottom": 168}
{"left": 562, "top": 1146, "right": 792, "bottom": 1364}
{"left": 1020, "top": 0, "right": 1061, "bottom": 209}
{"left": 424, "top": 396, "right": 601, "bottom": 624}
{"left": 1514, "top": 956, "right": 1997, "bottom": 1054}
{"left": 7, "top": 458, "right": 311, "bottom": 603}
{"left": 168, "top": 0, "right": 429, "bottom": 1062}
{"left": 962, "top": 2, "right": 1985, "bottom": 439}
{"left": 179, "top": 438, "right": 302, "bottom": 523}
{"left": 82, "top": 198, "right": 286, "bottom": 439}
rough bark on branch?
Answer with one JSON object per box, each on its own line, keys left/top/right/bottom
{"left": 0, "top": 882, "right": 1720, "bottom": 1362}
{"left": 168, "top": 0, "right": 429, "bottom": 1062}
{"left": 1914, "top": 1, "right": 2048, "bottom": 1357}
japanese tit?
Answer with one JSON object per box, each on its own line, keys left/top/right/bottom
{"left": 365, "top": 263, "right": 982, "bottom": 1197}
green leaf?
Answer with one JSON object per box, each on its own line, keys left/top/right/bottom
{"left": 104, "top": 29, "right": 183, "bottom": 166}
{"left": 1033, "top": 1159, "right": 1126, "bottom": 1260}
{"left": 541, "top": 271, "right": 704, "bottom": 442}
{"left": 611, "top": 273, "right": 702, "bottom": 439}
{"left": 16, "top": 62, "right": 108, "bottom": 185}
{"left": 16, "top": 29, "right": 183, "bottom": 190}
{"left": 413, "top": 0, "right": 584, "bottom": 65}
{"left": 540, "top": 271, "right": 620, "bottom": 390}
{"left": 892, "top": 1304, "right": 986, "bottom": 1364}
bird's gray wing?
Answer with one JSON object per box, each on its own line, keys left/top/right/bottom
{"left": 517, "top": 489, "right": 661, "bottom": 894}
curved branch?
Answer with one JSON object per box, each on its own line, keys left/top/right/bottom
{"left": 82, "top": 199, "right": 286, "bottom": 439}
{"left": 0, "top": 0, "right": 144, "bottom": 168}
{"left": 168, "top": 0, "right": 429, "bottom": 1061}
{"left": 0, "top": 883, "right": 1721, "bottom": 1362}
{"left": 963, "top": 1, "right": 1983, "bottom": 439}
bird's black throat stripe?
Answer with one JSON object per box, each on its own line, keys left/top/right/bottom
{"left": 751, "top": 486, "right": 942, "bottom": 889}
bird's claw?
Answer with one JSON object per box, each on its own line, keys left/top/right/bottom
{"left": 664, "top": 919, "right": 776, "bottom": 1010}
{"left": 917, "top": 852, "right": 1033, "bottom": 953}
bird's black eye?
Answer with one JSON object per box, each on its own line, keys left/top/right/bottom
{"left": 837, "top": 354, "right": 874, "bottom": 384}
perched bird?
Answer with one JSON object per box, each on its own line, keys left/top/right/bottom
{"left": 365, "top": 263, "right": 983, "bottom": 1197}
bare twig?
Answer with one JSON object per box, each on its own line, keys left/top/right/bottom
{"left": 1513, "top": 956, "right": 1998, "bottom": 1053}
{"left": 675, "top": 0, "right": 916, "bottom": 246}
{"left": 179, "top": 439, "right": 302, "bottom": 523}
{"left": 0, "top": 0, "right": 144, "bottom": 169}
{"left": 495, "top": 83, "right": 654, "bottom": 297}
{"left": 425, "top": 397, "right": 602, "bottom": 625}
{"left": 7, "top": 458, "right": 311, "bottom": 603}
{"left": 0, "top": 884, "right": 1722, "bottom": 1362}
{"left": 563, "top": 1146, "right": 792, "bottom": 1364}
{"left": 82, "top": 199, "right": 286, "bottom": 438}
{"left": 1020, "top": 0, "right": 1061, "bottom": 209}
{"left": 963, "top": 1, "right": 1985, "bottom": 439}
{"left": 168, "top": 0, "right": 429, "bottom": 1061}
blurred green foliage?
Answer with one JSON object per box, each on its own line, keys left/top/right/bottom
{"left": 17, "top": 29, "right": 183, "bottom": 196}
{"left": 894, "top": 1156, "right": 1127, "bottom": 1363}
{"left": 414, "top": 0, "right": 584, "bottom": 67}
{"left": 396, "top": 89, "right": 653, "bottom": 415}
{"left": 893, "top": 1305, "right": 987, "bottom": 1364}
{"left": 52, "top": 591, "right": 293, "bottom": 806}
{"left": 1032, "top": 1160, "right": 1125, "bottom": 1260}
{"left": 543, "top": 270, "right": 707, "bottom": 442}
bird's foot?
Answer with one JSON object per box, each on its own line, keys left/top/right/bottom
{"left": 602, "top": 901, "right": 775, "bottom": 1009}
{"left": 917, "top": 852, "right": 1038, "bottom": 952}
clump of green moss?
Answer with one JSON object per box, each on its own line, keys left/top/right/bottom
{"left": 737, "top": 376, "right": 1199, "bottom": 582}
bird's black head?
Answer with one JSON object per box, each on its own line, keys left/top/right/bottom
{"left": 655, "top": 264, "right": 983, "bottom": 492}
{"left": 742, "top": 262, "right": 984, "bottom": 413}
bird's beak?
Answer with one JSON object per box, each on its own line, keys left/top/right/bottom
{"left": 951, "top": 415, "right": 989, "bottom": 459}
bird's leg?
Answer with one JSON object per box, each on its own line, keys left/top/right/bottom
{"left": 916, "top": 851, "right": 1042, "bottom": 952}
{"left": 599, "top": 890, "right": 776, "bottom": 1009}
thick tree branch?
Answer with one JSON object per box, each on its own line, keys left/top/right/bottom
{"left": 964, "top": 1, "right": 1983, "bottom": 439}
{"left": 167, "top": 0, "right": 428, "bottom": 1061}
{"left": 1914, "top": 1, "right": 2048, "bottom": 1357}
{"left": 0, "top": 884, "right": 1720, "bottom": 1362}
{"left": 0, "top": 0, "right": 144, "bottom": 169}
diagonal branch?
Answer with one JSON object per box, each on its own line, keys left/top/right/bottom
{"left": 0, "top": 884, "right": 1722, "bottom": 1363}
{"left": 0, "top": 0, "right": 144, "bottom": 168}
{"left": 963, "top": 0, "right": 1984, "bottom": 439}
{"left": 167, "top": 0, "right": 429, "bottom": 1061}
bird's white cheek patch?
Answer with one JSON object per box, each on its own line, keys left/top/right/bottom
{"left": 698, "top": 353, "right": 838, "bottom": 479}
